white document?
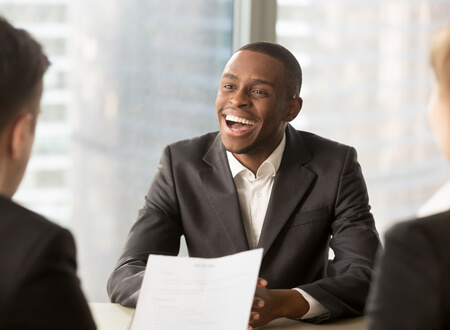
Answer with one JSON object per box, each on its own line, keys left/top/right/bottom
{"left": 131, "top": 249, "right": 263, "bottom": 330}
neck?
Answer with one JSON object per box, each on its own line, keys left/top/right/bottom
{"left": 0, "top": 165, "right": 14, "bottom": 198}
{"left": 0, "top": 148, "right": 20, "bottom": 199}
{"left": 232, "top": 153, "right": 270, "bottom": 175}
{"left": 232, "top": 132, "right": 285, "bottom": 174}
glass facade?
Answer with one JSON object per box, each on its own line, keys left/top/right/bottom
{"left": 277, "top": 0, "right": 450, "bottom": 235}
{"left": 1, "top": 0, "right": 233, "bottom": 301}
{"left": 68, "top": 0, "right": 233, "bottom": 301}
{"left": 1, "top": 0, "right": 72, "bottom": 226}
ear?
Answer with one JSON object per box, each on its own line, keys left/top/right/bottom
{"left": 284, "top": 97, "right": 303, "bottom": 122}
{"left": 10, "top": 113, "right": 35, "bottom": 160}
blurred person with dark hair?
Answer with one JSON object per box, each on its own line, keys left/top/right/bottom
{"left": 366, "top": 22, "right": 450, "bottom": 330}
{"left": 0, "top": 16, "right": 96, "bottom": 329}
{"left": 108, "top": 41, "right": 380, "bottom": 328}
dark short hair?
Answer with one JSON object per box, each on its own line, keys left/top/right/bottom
{"left": 238, "top": 41, "right": 302, "bottom": 98}
{"left": 0, "top": 16, "right": 50, "bottom": 132}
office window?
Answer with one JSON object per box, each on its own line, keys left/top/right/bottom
{"left": 1, "top": 0, "right": 233, "bottom": 301}
{"left": 277, "top": 0, "right": 450, "bottom": 235}
{"left": 1, "top": 0, "right": 72, "bottom": 225}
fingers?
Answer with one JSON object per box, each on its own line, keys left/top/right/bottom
{"left": 250, "top": 278, "right": 268, "bottom": 328}
{"left": 257, "top": 277, "right": 268, "bottom": 288}
{"left": 252, "top": 297, "right": 265, "bottom": 308}
{"left": 248, "top": 311, "right": 261, "bottom": 329}
{"left": 249, "top": 311, "right": 260, "bottom": 324}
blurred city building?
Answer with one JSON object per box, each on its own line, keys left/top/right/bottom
{"left": 277, "top": 0, "right": 450, "bottom": 235}
{"left": 1, "top": 0, "right": 233, "bottom": 301}
{"left": 1, "top": 0, "right": 72, "bottom": 226}
{"left": 68, "top": 0, "right": 233, "bottom": 301}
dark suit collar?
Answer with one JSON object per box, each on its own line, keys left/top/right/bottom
{"left": 199, "top": 126, "right": 316, "bottom": 257}
{"left": 202, "top": 125, "right": 310, "bottom": 172}
{"left": 257, "top": 125, "right": 316, "bottom": 257}
{"left": 199, "top": 134, "right": 250, "bottom": 252}
{"left": 282, "top": 124, "right": 312, "bottom": 166}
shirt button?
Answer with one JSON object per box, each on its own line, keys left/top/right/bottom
{"left": 257, "top": 192, "right": 262, "bottom": 198}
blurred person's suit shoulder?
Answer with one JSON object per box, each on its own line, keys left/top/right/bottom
{"left": 367, "top": 210, "right": 450, "bottom": 330}
{"left": 0, "top": 195, "right": 96, "bottom": 330}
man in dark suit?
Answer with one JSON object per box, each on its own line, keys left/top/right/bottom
{"left": 366, "top": 22, "right": 450, "bottom": 330}
{"left": 0, "top": 16, "right": 96, "bottom": 329}
{"left": 108, "top": 42, "right": 380, "bottom": 327}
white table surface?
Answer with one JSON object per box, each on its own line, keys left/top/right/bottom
{"left": 90, "top": 303, "right": 134, "bottom": 330}
{"left": 89, "top": 303, "right": 366, "bottom": 330}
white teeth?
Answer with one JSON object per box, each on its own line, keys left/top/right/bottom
{"left": 225, "top": 114, "right": 256, "bottom": 125}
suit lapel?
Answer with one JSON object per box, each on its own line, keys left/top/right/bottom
{"left": 258, "top": 125, "right": 316, "bottom": 257}
{"left": 199, "top": 134, "right": 250, "bottom": 252}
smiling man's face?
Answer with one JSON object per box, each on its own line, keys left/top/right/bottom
{"left": 216, "top": 50, "right": 294, "bottom": 163}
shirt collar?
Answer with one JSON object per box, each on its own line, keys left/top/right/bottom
{"left": 226, "top": 132, "right": 286, "bottom": 179}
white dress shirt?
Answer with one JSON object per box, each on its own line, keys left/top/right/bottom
{"left": 226, "top": 133, "right": 327, "bottom": 319}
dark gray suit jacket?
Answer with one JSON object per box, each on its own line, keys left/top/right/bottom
{"left": 108, "top": 125, "right": 380, "bottom": 323}
{"left": 0, "top": 195, "right": 96, "bottom": 330}
{"left": 366, "top": 210, "right": 450, "bottom": 329}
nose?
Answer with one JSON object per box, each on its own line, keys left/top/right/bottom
{"left": 230, "top": 88, "right": 251, "bottom": 108}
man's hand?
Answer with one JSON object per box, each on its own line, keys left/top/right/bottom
{"left": 248, "top": 278, "right": 310, "bottom": 329}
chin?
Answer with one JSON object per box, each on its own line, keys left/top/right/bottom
{"left": 221, "top": 139, "right": 254, "bottom": 155}
{"left": 225, "top": 145, "right": 257, "bottom": 155}
{"left": 223, "top": 144, "right": 246, "bottom": 154}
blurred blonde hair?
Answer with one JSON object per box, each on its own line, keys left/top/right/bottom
{"left": 430, "top": 22, "right": 450, "bottom": 96}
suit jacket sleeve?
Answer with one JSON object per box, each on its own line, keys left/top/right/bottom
{"left": 6, "top": 227, "right": 96, "bottom": 330}
{"left": 107, "top": 145, "right": 184, "bottom": 307}
{"left": 366, "top": 221, "right": 441, "bottom": 330}
{"left": 298, "top": 146, "right": 380, "bottom": 322}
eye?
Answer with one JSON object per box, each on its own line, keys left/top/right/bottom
{"left": 222, "top": 84, "right": 236, "bottom": 91}
{"left": 252, "top": 89, "right": 267, "bottom": 96}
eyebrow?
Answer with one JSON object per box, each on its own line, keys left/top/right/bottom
{"left": 252, "top": 78, "right": 275, "bottom": 87}
{"left": 222, "top": 73, "right": 275, "bottom": 87}
{"left": 222, "top": 73, "right": 239, "bottom": 80}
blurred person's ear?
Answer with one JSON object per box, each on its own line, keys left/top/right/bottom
{"left": 10, "top": 112, "right": 35, "bottom": 160}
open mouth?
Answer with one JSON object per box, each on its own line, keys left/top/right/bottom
{"left": 225, "top": 114, "right": 257, "bottom": 132}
